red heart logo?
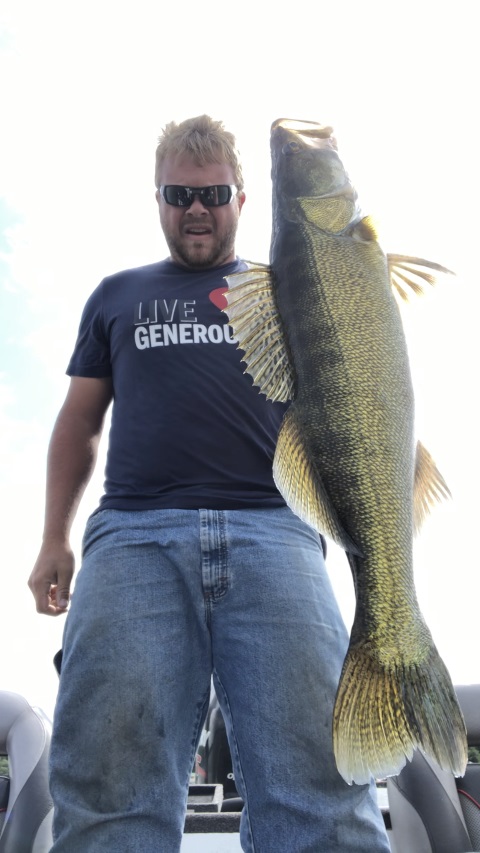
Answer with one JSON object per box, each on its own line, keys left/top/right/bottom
{"left": 209, "top": 287, "right": 228, "bottom": 310}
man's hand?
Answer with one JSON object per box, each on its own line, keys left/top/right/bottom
{"left": 28, "top": 542, "right": 75, "bottom": 616}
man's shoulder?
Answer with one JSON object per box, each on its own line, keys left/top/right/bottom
{"left": 101, "top": 260, "right": 169, "bottom": 286}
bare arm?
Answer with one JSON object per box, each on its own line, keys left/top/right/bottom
{"left": 28, "top": 376, "right": 113, "bottom": 615}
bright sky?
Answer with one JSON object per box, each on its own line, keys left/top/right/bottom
{"left": 1, "top": 1, "right": 478, "bottom": 722}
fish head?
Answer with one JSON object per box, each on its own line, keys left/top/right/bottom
{"left": 270, "top": 118, "right": 361, "bottom": 236}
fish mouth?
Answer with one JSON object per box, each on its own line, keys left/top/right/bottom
{"left": 271, "top": 118, "right": 338, "bottom": 151}
{"left": 271, "top": 118, "right": 333, "bottom": 136}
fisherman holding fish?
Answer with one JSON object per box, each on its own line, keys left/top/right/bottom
{"left": 29, "top": 115, "right": 391, "bottom": 852}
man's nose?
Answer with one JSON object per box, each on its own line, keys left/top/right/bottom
{"left": 186, "top": 194, "right": 209, "bottom": 213}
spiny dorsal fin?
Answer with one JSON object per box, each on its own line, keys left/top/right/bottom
{"left": 273, "top": 406, "right": 362, "bottom": 554}
{"left": 414, "top": 440, "right": 452, "bottom": 534}
{"left": 223, "top": 262, "right": 295, "bottom": 403}
{"left": 388, "top": 254, "right": 455, "bottom": 302}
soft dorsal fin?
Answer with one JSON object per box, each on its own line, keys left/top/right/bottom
{"left": 223, "top": 262, "right": 295, "bottom": 402}
{"left": 388, "top": 255, "right": 455, "bottom": 302}
{"left": 414, "top": 440, "right": 451, "bottom": 534}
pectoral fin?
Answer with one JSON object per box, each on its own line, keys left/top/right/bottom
{"left": 274, "top": 406, "right": 362, "bottom": 554}
{"left": 413, "top": 440, "right": 451, "bottom": 534}
{"left": 388, "top": 254, "right": 455, "bottom": 301}
{"left": 223, "top": 262, "right": 295, "bottom": 403}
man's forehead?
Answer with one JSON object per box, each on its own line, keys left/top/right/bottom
{"left": 159, "top": 153, "right": 234, "bottom": 183}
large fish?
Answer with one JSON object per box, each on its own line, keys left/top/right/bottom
{"left": 223, "top": 118, "right": 467, "bottom": 785}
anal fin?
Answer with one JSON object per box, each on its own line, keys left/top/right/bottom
{"left": 414, "top": 440, "right": 451, "bottom": 534}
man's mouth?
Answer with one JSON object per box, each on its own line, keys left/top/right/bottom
{"left": 183, "top": 222, "right": 213, "bottom": 237}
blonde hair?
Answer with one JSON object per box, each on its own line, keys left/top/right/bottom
{"left": 154, "top": 115, "right": 244, "bottom": 191}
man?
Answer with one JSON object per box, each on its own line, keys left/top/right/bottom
{"left": 29, "top": 115, "right": 390, "bottom": 852}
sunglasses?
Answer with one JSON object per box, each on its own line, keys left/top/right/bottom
{"left": 159, "top": 185, "right": 238, "bottom": 207}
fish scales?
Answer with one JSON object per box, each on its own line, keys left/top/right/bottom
{"left": 276, "top": 223, "right": 414, "bottom": 573}
{"left": 223, "top": 118, "right": 467, "bottom": 785}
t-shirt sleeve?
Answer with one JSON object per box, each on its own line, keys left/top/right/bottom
{"left": 66, "top": 282, "right": 112, "bottom": 378}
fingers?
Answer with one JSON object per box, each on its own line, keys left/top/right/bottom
{"left": 38, "top": 583, "right": 70, "bottom": 616}
{"left": 28, "top": 545, "right": 75, "bottom": 616}
{"left": 55, "top": 583, "right": 71, "bottom": 611}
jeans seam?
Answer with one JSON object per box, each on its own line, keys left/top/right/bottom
{"left": 213, "top": 671, "right": 256, "bottom": 853}
{"left": 188, "top": 685, "right": 212, "bottom": 791}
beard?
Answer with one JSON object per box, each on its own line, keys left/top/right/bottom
{"left": 165, "top": 221, "right": 239, "bottom": 269}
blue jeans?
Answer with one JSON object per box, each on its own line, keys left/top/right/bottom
{"left": 50, "top": 507, "right": 390, "bottom": 852}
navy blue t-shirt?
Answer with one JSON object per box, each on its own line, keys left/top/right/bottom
{"left": 67, "top": 258, "right": 289, "bottom": 511}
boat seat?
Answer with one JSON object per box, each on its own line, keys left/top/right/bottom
{"left": 0, "top": 691, "right": 53, "bottom": 853}
{"left": 387, "top": 684, "right": 480, "bottom": 853}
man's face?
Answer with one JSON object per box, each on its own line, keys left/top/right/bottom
{"left": 156, "top": 153, "right": 245, "bottom": 269}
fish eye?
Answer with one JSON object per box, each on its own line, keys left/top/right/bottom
{"left": 282, "top": 141, "right": 301, "bottom": 155}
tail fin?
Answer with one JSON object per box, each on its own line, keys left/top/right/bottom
{"left": 333, "top": 639, "right": 468, "bottom": 785}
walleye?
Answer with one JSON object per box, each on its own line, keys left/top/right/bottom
{"left": 223, "top": 119, "right": 467, "bottom": 785}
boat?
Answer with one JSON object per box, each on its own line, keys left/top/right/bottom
{"left": 1, "top": 685, "right": 479, "bottom": 852}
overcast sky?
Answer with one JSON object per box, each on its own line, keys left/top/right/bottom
{"left": 1, "top": 0, "right": 478, "bottom": 720}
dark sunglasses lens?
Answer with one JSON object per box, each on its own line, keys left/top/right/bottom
{"left": 164, "top": 186, "right": 190, "bottom": 206}
{"left": 201, "top": 186, "right": 230, "bottom": 206}
{"left": 218, "top": 186, "right": 233, "bottom": 204}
